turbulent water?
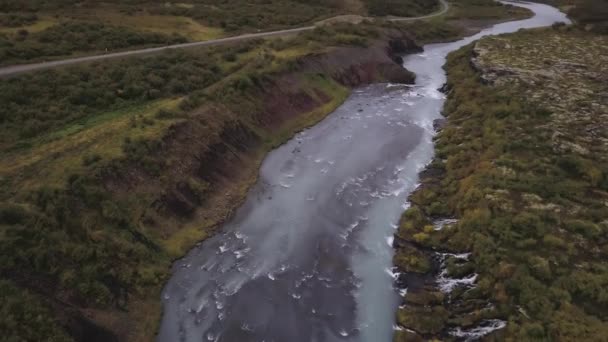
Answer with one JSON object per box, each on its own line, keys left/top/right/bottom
{"left": 158, "top": 3, "right": 569, "bottom": 341}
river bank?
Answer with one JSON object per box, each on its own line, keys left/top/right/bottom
{"left": 393, "top": 6, "right": 608, "bottom": 341}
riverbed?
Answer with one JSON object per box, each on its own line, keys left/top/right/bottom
{"left": 157, "top": 3, "right": 569, "bottom": 341}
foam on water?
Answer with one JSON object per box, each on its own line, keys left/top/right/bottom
{"left": 433, "top": 218, "right": 458, "bottom": 231}
{"left": 449, "top": 319, "right": 507, "bottom": 341}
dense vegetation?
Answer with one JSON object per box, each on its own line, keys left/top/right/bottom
{"left": 394, "top": 27, "right": 608, "bottom": 340}
{"left": 0, "top": 0, "right": 345, "bottom": 24}
{"left": 0, "top": 0, "right": 441, "bottom": 22}
{"left": 0, "top": 21, "right": 187, "bottom": 66}
{"left": 0, "top": 0, "right": 443, "bottom": 64}
{"left": 0, "top": 42, "right": 235, "bottom": 143}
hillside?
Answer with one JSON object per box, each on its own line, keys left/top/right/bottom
{"left": 0, "top": 0, "right": 442, "bottom": 66}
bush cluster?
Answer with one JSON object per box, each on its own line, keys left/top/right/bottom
{"left": 0, "top": 21, "right": 187, "bottom": 66}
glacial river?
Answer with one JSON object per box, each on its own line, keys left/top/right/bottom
{"left": 158, "top": 3, "right": 569, "bottom": 341}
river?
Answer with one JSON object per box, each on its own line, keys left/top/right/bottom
{"left": 157, "top": 3, "right": 569, "bottom": 341}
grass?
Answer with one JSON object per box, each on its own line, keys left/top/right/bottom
{"left": 340, "top": 0, "right": 367, "bottom": 14}
{"left": 0, "top": 0, "right": 444, "bottom": 65}
{"left": 0, "top": 99, "right": 182, "bottom": 191}
{"left": 0, "top": 27, "right": 349, "bottom": 199}
{"left": 163, "top": 221, "right": 212, "bottom": 258}
{"left": 0, "top": 17, "right": 57, "bottom": 34}
{"left": 272, "top": 45, "right": 321, "bottom": 59}
{"left": 80, "top": 11, "right": 225, "bottom": 41}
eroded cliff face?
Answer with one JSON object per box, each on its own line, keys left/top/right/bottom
{"left": 299, "top": 38, "right": 420, "bottom": 86}
{"left": 103, "top": 33, "right": 420, "bottom": 245}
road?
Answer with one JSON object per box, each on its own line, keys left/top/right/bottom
{"left": 0, "top": 0, "right": 448, "bottom": 78}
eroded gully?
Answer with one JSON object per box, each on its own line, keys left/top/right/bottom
{"left": 158, "top": 3, "right": 569, "bottom": 341}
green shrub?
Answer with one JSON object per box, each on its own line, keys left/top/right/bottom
{"left": 0, "top": 21, "right": 188, "bottom": 66}
{"left": 565, "top": 219, "right": 601, "bottom": 238}
{"left": 0, "top": 281, "right": 70, "bottom": 342}
{"left": 0, "top": 203, "right": 30, "bottom": 225}
{"left": 522, "top": 322, "right": 546, "bottom": 339}
{"left": 542, "top": 234, "right": 565, "bottom": 248}
{"left": 82, "top": 154, "right": 102, "bottom": 166}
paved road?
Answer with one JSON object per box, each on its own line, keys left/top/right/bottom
{"left": 0, "top": 0, "right": 448, "bottom": 78}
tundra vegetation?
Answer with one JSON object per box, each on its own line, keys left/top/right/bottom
{"left": 393, "top": 2, "right": 608, "bottom": 339}
{"left": 0, "top": 0, "right": 443, "bottom": 65}
{"left": 0, "top": 0, "right": 542, "bottom": 340}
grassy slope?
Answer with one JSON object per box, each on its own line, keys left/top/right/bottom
{"left": 2, "top": 99, "right": 182, "bottom": 192}
{"left": 393, "top": 25, "right": 608, "bottom": 341}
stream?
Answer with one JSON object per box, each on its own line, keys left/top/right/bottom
{"left": 157, "top": 3, "right": 569, "bottom": 341}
